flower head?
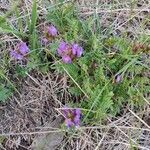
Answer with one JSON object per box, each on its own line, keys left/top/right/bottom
{"left": 114, "top": 74, "right": 122, "bottom": 83}
{"left": 42, "top": 25, "right": 58, "bottom": 45}
{"left": 10, "top": 42, "right": 29, "bottom": 60}
{"left": 57, "top": 41, "right": 83, "bottom": 64}
{"left": 62, "top": 108, "right": 81, "bottom": 128}
{"left": 47, "top": 25, "right": 57, "bottom": 37}
{"left": 17, "top": 42, "right": 29, "bottom": 55}
{"left": 57, "top": 41, "right": 68, "bottom": 56}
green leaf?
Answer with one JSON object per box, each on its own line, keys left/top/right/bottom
{"left": 30, "top": 30, "right": 37, "bottom": 50}
{"left": 0, "top": 136, "right": 5, "bottom": 144}
{"left": 29, "top": 0, "right": 37, "bottom": 34}
{"left": 62, "top": 63, "right": 79, "bottom": 80}
{"left": 0, "top": 16, "right": 6, "bottom": 25}
{"left": 15, "top": 8, "right": 23, "bottom": 32}
{"left": 0, "top": 86, "right": 13, "bottom": 102}
{"left": 0, "top": 26, "right": 25, "bottom": 37}
{"left": 100, "top": 91, "right": 114, "bottom": 111}
{"left": 15, "top": 65, "right": 28, "bottom": 77}
{"left": 69, "top": 87, "right": 82, "bottom": 96}
{"left": 0, "top": 16, "right": 26, "bottom": 37}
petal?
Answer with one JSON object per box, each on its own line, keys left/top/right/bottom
{"left": 48, "top": 25, "right": 57, "bottom": 36}
{"left": 71, "top": 44, "right": 78, "bottom": 55}
{"left": 41, "top": 38, "right": 48, "bottom": 45}
{"left": 59, "top": 41, "right": 67, "bottom": 50}
{"left": 16, "top": 54, "right": 24, "bottom": 60}
{"left": 76, "top": 47, "right": 83, "bottom": 57}
{"left": 57, "top": 48, "right": 63, "bottom": 56}
{"left": 62, "top": 55, "right": 72, "bottom": 64}
{"left": 57, "top": 41, "right": 67, "bottom": 56}
{"left": 10, "top": 50, "right": 23, "bottom": 60}
{"left": 73, "top": 116, "right": 80, "bottom": 126}
{"left": 10, "top": 50, "right": 17, "bottom": 57}
{"left": 115, "top": 75, "right": 122, "bottom": 83}
{"left": 19, "top": 42, "right": 29, "bottom": 55}
{"left": 73, "top": 109, "right": 81, "bottom": 126}
{"left": 65, "top": 119, "right": 74, "bottom": 128}
{"left": 75, "top": 109, "right": 81, "bottom": 116}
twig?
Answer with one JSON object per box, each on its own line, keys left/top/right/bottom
{"left": 80, "top": 8, "right": 150, "bottom": 15}
{"left": 103, "top": 141, "right": 149, "bottom": 150}
{"left": 128, "top": 109, "right": 150, "bottom": 129}
{"left": 0, "top": 130, "right": 63, "bottom": 136}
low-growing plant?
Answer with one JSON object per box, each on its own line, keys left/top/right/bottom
{"left": 46, "top": 3, "right": 149, "bottom": 125}
{"left": 0, "top": 2, "right": 149, "bottom": 127}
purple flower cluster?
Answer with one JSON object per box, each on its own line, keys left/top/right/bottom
{"left": 9, "top": 25, "right": 83, "bottom": 65}
{"left": 62, "top": 108, "right": 81, "bottom": 128}
{"left": 41, "top": 25, "right": 83, "bottom": 63}
{"left": 10, "top": 42, "right": 29, "bottom": 60}
{"left": 57, "top": 41, "right": 83, "bottom": 63}
{"left": 42, "top": 25, "right": 58, "bottom": 45}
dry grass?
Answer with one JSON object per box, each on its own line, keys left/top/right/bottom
{"left": 0, "top": 70, "right": 70, "bottom": 149}
{"left": 0, "top": 0, "right": 150, "bottom": 149}
{"left": 57, "top": 102, "right": 150, "bottom": 150}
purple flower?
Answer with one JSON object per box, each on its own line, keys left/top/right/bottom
{"left": 65, "top": 119, "right": 74, "bottom": 128}
{"left": 115, "top": 74, "right": 122, "bottom": 83}
{"left": 17, "top": 42, "right": 29, "bottom": 55}
{"left": 47, "top": 25, "right": 57, "bottom": 37}
{"left": 62, "top": 55, "right": 72, "bottom": 64}
{"left": 10, "top": 42, "right": 29, "bottom": 60}
{"left": 57, "top": 41, "right": 83, "bottom": 64}
{"left": 10, "top": 50, "right": 23, "bottom": 60}
{"left": 41, "top": 38, "right": 48, "bottom": 45}
{"left": 73, "top": 109, "right": 81, "bottom": 126}
{"left": 71, "top": 43, "right": 83, "bottom": 57}
{"left": 57, "top": 41, "right": 68, "bottom": 56}
{"left": 62, "top": 108, "right": 81, "bottom": 128}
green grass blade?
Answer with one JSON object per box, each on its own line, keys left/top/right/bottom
{"left": 0, "top": 25, "right": 27, "bottom": 38}
{"left": 30, "top": 30, "right": 37, "bottom": 50}
{"left": 15, "top": 8, "right": 23, "bottom": 32}
{"left": 29, "top": 0, "right": 37, "bottom": 34}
